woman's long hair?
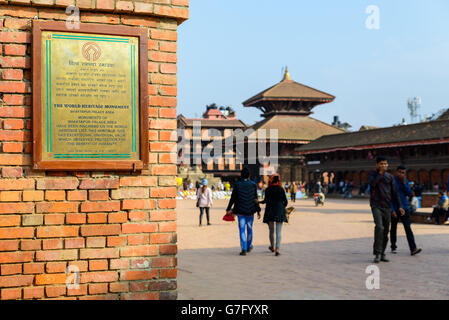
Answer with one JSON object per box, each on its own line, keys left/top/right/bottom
{"left": 269, "top": 174, "right": 282, "bottom": 187}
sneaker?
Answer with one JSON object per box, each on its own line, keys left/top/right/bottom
{"left": 207, "top": 222, "right": 211, "bottom": 226}
{"left": 275, "top": 249, "right": 280, "bottom": 256}
{"left": 380, "top": 255, "right": 389, "bottom": 262}
{"left": 268, "top": 246, "right": 275, "bottom": 253}
{"left": 391, "top": 248, "right": 397, "bottom": 254}
{"left": 239, "top": 250, "right": 247, "bottom": 256}
{"left": 247, "top": 246, "right": 253, "bottom": 253}
{"left": 373, "top": 255, "right": 380, "bottom": 263}
{"left": 411, "top": 248, "right": 422, "bottom": 256}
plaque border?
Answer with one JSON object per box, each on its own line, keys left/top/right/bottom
{"left": 33, "top": 21, "right": 149, "bottom": 171}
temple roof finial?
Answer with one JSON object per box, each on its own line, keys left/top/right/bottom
{"left": 283, "top": 66, "right": 291, "bottom": 81}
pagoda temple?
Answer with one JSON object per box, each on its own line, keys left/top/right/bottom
{"left": 242, "top": 68, "right": 344, "bottom": 183}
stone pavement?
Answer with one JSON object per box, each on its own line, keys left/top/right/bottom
{"left": 177, "top": 198, "right": 449, "bottom": 300}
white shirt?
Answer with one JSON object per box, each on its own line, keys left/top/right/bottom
{"left": 197, "top": 188, "right": 213, "bottom": 207}
{"left": 411, "top": 197, "right": 418, "bottom": 209}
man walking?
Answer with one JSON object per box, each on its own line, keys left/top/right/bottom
{"left": 390, "top": 166, "right": 422, "bottom": 256}
{"left": 368, "top": 157, "right": 404, "bottom": 263}
{"left": 226, "top": 168, "right": 261, "bottom": 256}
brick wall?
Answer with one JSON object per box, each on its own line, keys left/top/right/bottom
{"left": 0, "top": 0, "right": 187, "bottom": 300}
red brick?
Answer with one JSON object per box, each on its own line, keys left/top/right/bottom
{"left": 96, "top": 0, "right": 114, "bottom": 10}
{"left": 150, "top": 233, "right": 174, "bottom": 244}
{"left": 45, "top": 262, "right": 66, "bottom": 273}
{"left": 88, "top": 190, "right": 109, "bottom": 201}
{"left": 150, "top": 142, "right": 176, "bottom": 152}
{"left": 67, "top": 190, "right": 87, "bottom": 201}
{"left": 160, "top": 268, "right": 177, "bottom": 279}
{"left": 0, "top": 56, "right": 29, "bottom": 68}
{"left": 64, "top": 238, "right": 85, "bottom": 249}
{"left": 0, "top": 287, "right": 22, "bottom": 299}
{"left": 66, "top": 213, "right": 86, "bottom": 224}
{"left": 86, "top": 236, "right": 106, "bottom": 248}
{"left": 20, "top": 239, "right": 40, "bottom": 251}
{"left": 151, "top": 29, "right": 177, "bottom": 41}
{"left": 81, "top": 201, "right": 120, "bottom": 212}
{"left": 79, "top": 178, "right": 118, "bottom": 190}
{"left": 110, "top": 258, "right": 129, "bottom": 270}
{"left": 119, "top": 176, "right": 156, "bottom": 187}
{"left": 120, "top": 245, "right": 158, "bottom": 257}
{"left": 35, "top": 273, "right": 67, "bottom": 285}
{"left": 67, "top": 284, "right": 87, "bottom": 296}
{"left": 128, "top": 211, "right": 148, "bottom": 221}
{"left": 21, "top": 190, "right": 42, "bottom": 201}
{"left": 23, "top": 287, "right": 44, "bottom": 299}
{"left": 121, "top": 15, "right": 158, "bottom": 27}
{"left": 0, "top": 129, "right": 30, "bottom": 141}
{"left": 159, "top": 107, "right": 177, "bottom": 118}
{"left": 108, "top": 212, "right": 127, "bottom": 223}
{"left": 76, "top": 0, "right": 95, "bottom": 9}
{"left": 80, "top": 271, "right": 118, "bottom": 283}
{"left": 0, "top": 178, "right": 34, "bottom": 190}
{"left": 109, "top": 282, "right": 128, "bottom": 293}
{"left": 134, "top": 2, "right": 153, "bottom": 14}
{"left": 36, "top": 202, "right": 79, "bottom": 213}
{"left": 121, "top": 223, "right": 158, "bottom": 234}
{"left": 68, "top": 261, "right": 88, "bottom": 272}
{"left": 159, "top": 42, "right": 177, "bottom": 53}
{"left": 151, "top": 165, "right": 177, "bottom": 177}
{"left": 23, "top": 262, "right": 44, "bottom": 274}
{"left": 2, "top": 69, "right": 23, "bottom": 80}
{"left": 80, "top": 224, "right": 121, "bottom": 237}
{"left": 150, "top": 51, "right": 177, "bottom": 63}
{"left": 107, "top": 236, "right": 127, "bottom": 247}
{"left": 158, "top": 221, "right": 177, "bottom": 232}
{"left": 121, "top": 292, "right": 159, "bottom": 300}
{"left": 3, "top": 119, "right": 23, "bottom": 130}
{"left": 36, "top": 178, "right": 79, "bottom": 190}
{"left": 111, "top": 187, "right": 149, "bottom": 199}
{"left": 160, "top": 244, "right": 177, "bottom": 255}
{"left": 36, "top": 250, "right": 78, "bottom": 261}
{"left": 158, "top": 199, "right": 177, "bottom": 209}
{"left": 0, "top": 240, "right": 19, "bottom": 252}
{"left": 45, "top": 285, "right": 66, "bottom": 298}
{"left": 4, "top": 44, "right": 26, "bottom": 55}
{"left": 160, "top": 63, "right": 177, "bottom": 74}
{"left": 127, "top": 234, "right": 149, "bottom": 245}
{"left": 44, "top": 214, "right": 65, "bottom": 225}
{"left": 0, "top": 190, "right": 21, "bottom": 201}
{"left": 115, "top": 0, "right": 133, "bottom": 12}
{"left": 0, "top": 275, "right": 33, "bottom": 287}
{"left": 88, "top": 283, "right": 108, "bottom": 294}
{"left": 43, "top": 238, "right": 63, "bottom": 250}
{"left": 1, "top": 263, "right": 22, "bottom": 275}
{"left": 2, "top": 167, "right": 22, "bottom": 177}
{"left": 0, "top": 154, "right": 31, "bottom": 165}
{"left": 2, "top": 142, "right": 23, "bottom": 152}
{"left": 80, "top": 12, "right": 119, "bottom": 24}
{"left": 120, "top": 270, "right": 159, "bottom": 281}
{"left": 121, "top": 199, "right": 155, "bottom": 210}
{"left": 150, "top": 187, "right": 177, "bottom": 198}
{"left": 129, "top": 281, "right": 149, "bottom": 292}
{"left": 36, "top": 226, "right": 79, "bottom": 238}
{"left": 45, "top": 190, "right": 65, "bottom": 201}
{"left": 80, "top": 248, "right": 118, "bottom": 260}
{"left": 89, "top": 260, "right": 108, "bottom": 271}
{"left": 0, "top": 227, "right": 34, "bottom": 239}
{"left": 152, "top": 257, "right": 177, "bottom": 268}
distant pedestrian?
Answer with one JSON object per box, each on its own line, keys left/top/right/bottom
{"left": 197, "top": 179, "right": 213, "bottom": 226}
{"left": 368, "top": 156, "right": 404, "bottom": 263}
{"left": 256, "top": 174, "right": 288, "bottom": 256}
{"left": 430, "top": 191, "right": 449, "bottom": 225}
{"left": 226, "top": 168, "right": 261, "bottom": 256}
{"left": 289, "top": 182, "right": 298, "bottom": 203}
{"left": 390, "top": 166, "right": 422, "bottom": 256}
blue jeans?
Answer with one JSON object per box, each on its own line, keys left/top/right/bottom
{"left": 237, "top": 215, "right": 254, "bottom": 251}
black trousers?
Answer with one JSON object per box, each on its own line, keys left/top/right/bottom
{"left": 390, "top": 209, "right": 417, "bottom": 252}
{"left": 431, "top": 208, "right": 448, "bottom": 224}
{"left": 371, "top": 207, "right": 391, "bottom": 255}
{"left": 199, "top": 207, "right": 210, "bottom": 225}
{"left": 290, "top": 192, "right": 296, "bottom": 202}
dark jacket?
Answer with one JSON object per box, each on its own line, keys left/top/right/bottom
{"left": 226, "top": 179, "right": 260, "bottom": 216}
{"left": 391, "top": 177, "right": 412, "bottom": 212}
{"left": 368, "top": 170, "right": 402, "bottom": 209}
{"left": 260, "top": 185, "right": 288, "bottom": 223}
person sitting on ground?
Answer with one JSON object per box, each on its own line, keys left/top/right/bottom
{"left": 430, "top": 191, "right": 449, "bottom": 225}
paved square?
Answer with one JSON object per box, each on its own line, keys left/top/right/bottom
{"left": 177, "top": 198, "right": 449, "bottom": 300}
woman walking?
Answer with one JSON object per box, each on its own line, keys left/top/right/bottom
{"left": 197, "top": 179, "right": 213, "bottom": 226}
{"left": 256, "top": 174, "right": 288, "bottom": 256}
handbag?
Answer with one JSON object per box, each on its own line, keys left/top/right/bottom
{"left": 222, "top": 211, "right": 235, "bottom": 222}
{"left": 285, "top": 207, "right": 295, "bottom": 224}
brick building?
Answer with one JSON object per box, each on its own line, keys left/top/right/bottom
{"left": 299, "top": 119, "right": 449, "bottom": 191}
{"left": 0, "top": 0, "right": 188, "bottom": 300}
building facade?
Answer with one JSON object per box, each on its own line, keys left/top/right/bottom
{"left": 299, "top": 119, "right": 449, "bottom": 191}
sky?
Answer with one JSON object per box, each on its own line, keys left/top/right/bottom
{"left": 177, "top": 0, "right": 449, "bottom": 130}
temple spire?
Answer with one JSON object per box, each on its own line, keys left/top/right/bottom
{"left": 283, "top": 67, "right": 291, "bottom": 81}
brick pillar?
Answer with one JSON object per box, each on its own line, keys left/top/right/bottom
{"left": 0, "top": 0, "right": 188, "bottom": 300}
